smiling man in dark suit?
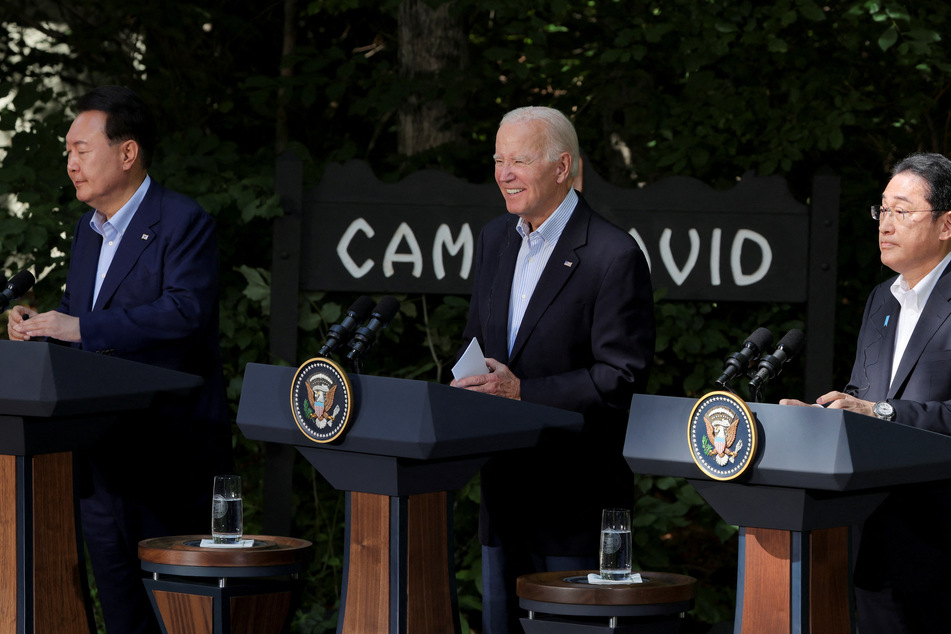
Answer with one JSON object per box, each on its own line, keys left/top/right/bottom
{"left": 451, "top": 106, "right": 655, "bottom": 633}
{"left": 782, "top": 152, "right": 951, "bottom": 633}
{"left": 7, "top": 85, "right": 231, "bottom": 634}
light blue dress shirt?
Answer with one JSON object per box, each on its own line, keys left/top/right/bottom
{"left": 89, "top": 175, "right": 151, "bottom": 307}
{"left": 507, "top": 188, "right": 578, "bottom": 353}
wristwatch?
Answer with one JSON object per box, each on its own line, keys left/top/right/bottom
{"left": 873, "top": 400, "right": 895, "bottom": 421}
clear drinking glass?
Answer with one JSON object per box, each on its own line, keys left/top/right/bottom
{"left": 599, "top": 508, "right": 632, "bottom": 580}
{"left": 211, "top": 475, "right": 243, "bottom": 544}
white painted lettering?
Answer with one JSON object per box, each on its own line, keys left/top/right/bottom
{"left": 731, "top": 229, "right": 772, "bottom": 286}
{"left": 383, "top": 222, "right": 423, "bottom": 278}
{"left": 660, "top": 228, "right": 700, "bottom": 287}
{"left": 337, "top": 218, "right": 375, "bottom": 278}
{"left": 433, "top": 223, "right": 473, "bottom": 280}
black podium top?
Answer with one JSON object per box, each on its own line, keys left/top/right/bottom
{"left": 0, "top": 341, "right": 202, "bottom": 419}
{"left": 0, "top": 341, "right": 204, "bottom": 455}
{"left": 625, "top": 394, "right": 951, "bottom": 491}
{"left": 237, "top": 363, "right": 583, "bottom": 461}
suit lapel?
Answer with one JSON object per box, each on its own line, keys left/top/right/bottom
{"left": 508, "top": 198, "right": 587, "bottom": 364}
{"left": 865, "top": 291, "right": 898, "bottom": 398}
{"left": 484, "top": 220, "right": 519, "bottom": 363}
{"left": 73, "top": 217, "right": 103, "bottom": 313}
{"left": 889, "top": 263, "right": 951, "bottom": 398}
{"left": 93, "top": 184, "right": 161, "bottom": 311}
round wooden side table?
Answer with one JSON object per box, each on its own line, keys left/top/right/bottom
{"left": 516, "top": 570, "right": 697, "bottom": 633}
{"left": 138, "top": 534, "right": 312, "bottom": 634}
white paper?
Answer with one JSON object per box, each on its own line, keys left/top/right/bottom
{"left": 452, "top": 337, "right": 490, "bottom": 381}
{"left": 586, "top": 572, "right": 643, "bottom": 584}
{"left": 199, "top": 538, "right": 255, "bottom": 548}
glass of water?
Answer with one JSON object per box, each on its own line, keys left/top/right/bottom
{"left": 599, "top": 508, "right": 632, "bottom": 580}
{"left": 212, "top": 475, "right": 243, "bottom": 544}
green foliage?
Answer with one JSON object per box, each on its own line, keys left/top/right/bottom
{"left": 5, "top": 0, "right": 951, "bottom": 631}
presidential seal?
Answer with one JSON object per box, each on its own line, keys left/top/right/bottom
{"left": 687, "top": 391, "right": 757, "bottom": 481}
{"left": 290, "top": 357, "right": 353, "bottom": 443}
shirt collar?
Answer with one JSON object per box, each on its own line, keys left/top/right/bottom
{"left": 89, "top": 174, "right": 151, "bottom": 238}
{"left": 515, "top": 188, "right": 578, "bottom": 241}
{"left": 890, "top": 250, "right": 951, "bottom": 311}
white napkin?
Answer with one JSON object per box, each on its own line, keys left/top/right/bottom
{"left": 587, "top": 572, "right": 643, "bottom": 584}
{"left": 199, "top": 538, "right": 255, "bottom": 548}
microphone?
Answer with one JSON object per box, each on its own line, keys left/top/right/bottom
{"left": 0, "top": 270, "right": 36, "bottom": 312}
{"left": 715, "top": 327, "right": 773, "bottom": 388}
{"left": 748, "top": 329, "right": 806, "bottom": 392}
{"left": 318, "top": 295, "right": 375, "bottom": 356}
{"left": 345, "top": 296, "right": 401, "bottom": 361}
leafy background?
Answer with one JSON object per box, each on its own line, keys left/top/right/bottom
{"left": 3, "top": 1, "right": 950, "bottom": 631}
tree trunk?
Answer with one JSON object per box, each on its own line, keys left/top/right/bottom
{"left": 397, "top": 0, "right": 467, "bottom": 156}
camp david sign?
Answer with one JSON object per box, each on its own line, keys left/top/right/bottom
{"left": 297, "top": 160, "right": 817, "bottom": 302}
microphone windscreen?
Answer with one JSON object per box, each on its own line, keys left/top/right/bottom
{"left": 348, "top": 295, "right": 375, "bottom": 318}
{"left": 374, "top": 296, "right": 401, "bottom": 321}
{"left": 747, "top": 327, "right": 773, "bottom": 351}
{"left": 777, "top": 329, "right": 806, "bottom": 357}
{"left": 7, "top": 270, "right": 35, "bottom": 296}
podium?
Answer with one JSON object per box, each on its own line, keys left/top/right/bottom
{"left": 0, "top": 341, "right": 204, "bottom": 634}
{"left": 624, "top": 394, "right": 951, "bottom": 634}
{"left": 236, "top": 362, "right": 583, "bottom": 634}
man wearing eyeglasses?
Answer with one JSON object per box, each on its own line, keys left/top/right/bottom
{"left": 782, "top": 152, "right": 951, "bottom": 632}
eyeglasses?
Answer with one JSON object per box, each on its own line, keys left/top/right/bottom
{"left": 870, "top": 205, "right": 949, "bottom": 223}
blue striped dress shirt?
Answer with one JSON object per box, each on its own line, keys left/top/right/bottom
{"left": 507, "top": 188, "right": 578, "bottom": 353}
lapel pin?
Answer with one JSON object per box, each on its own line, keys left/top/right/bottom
{"left": 564, "top": 260, "right": 573, "bottom": 268}
{"left": 141, "top": 234, "right": 150, "bottom": 241}
{"left": 884, "top": 315, "right": 890, "bottom": 327}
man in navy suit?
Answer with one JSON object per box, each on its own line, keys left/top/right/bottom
{"left": 782, "top": 153, "right": 951, "bottom": 633}
{"left": 451, "top": 106, "right": 655, "bottom": 633}
{"left": 8, "top": 86, "right": 231, "bottom": 634}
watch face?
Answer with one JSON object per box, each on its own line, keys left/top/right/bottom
{"left": 875, "top": 401, "right": 894, "bottom": 419}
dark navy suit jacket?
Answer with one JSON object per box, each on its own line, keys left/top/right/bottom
{"left": 847, "top": 260, "right": 951, "bottom": 593}
{"left": 461, "top": 193, "right": 654, "bottom": 555}
{"left": 58, "top": 179, "right": 230, "bottom": 499}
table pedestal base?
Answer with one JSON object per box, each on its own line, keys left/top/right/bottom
{"left": 138, "top": 535, "right": 311, "bottom": 634}
{"left": 144, "top": 576, "right": 297, "bottom": 634}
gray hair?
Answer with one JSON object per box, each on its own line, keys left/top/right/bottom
{"left": 500, "top": 106, "right": 580, "bottom": 179}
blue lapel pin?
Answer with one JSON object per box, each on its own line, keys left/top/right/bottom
{"left": 884, "top": 315, "right": 890, "bottom": 327}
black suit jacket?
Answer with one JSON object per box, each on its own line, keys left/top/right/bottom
{"left": 847, "top": 260, "right": 951, "bottom": 592}
{"left": 461, "top": 193, "right": 654, "bottom": 555}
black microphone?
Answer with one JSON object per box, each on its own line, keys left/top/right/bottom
{"left": 0, "top": 270, "right": 35, "bottom": 312}
{"left": 748, "top": 329, "right": 806, "bottom": 391}
{"left": 715, "top": 327, "right": 773, "bottom": 388}
{"left": 345, "top": 296, "right": 401, "bottom": 361}
{"left": 319, "top": 295, "right": 375, "bottom": 356}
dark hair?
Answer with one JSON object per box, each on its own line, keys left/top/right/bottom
{"left": 891, "top": 152, "right": 951, "bottom": 221}
{"left": 76, "top": 86, "right": 156, "bottom": 169}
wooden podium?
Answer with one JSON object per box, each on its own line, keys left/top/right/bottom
{"left": 236, "top": 362, "right": 583, "bottom": 634}
{"left": 623, "top": 394, "right": 951, "bottom": 634}
{"left": 0, "top": 341, "right": 204, "bottom": 634}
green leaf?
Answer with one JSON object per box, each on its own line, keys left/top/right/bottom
{"left": 878, "top": 25, "right": 899, "bottom": 51}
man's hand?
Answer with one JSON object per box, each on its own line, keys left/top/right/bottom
{"left": 10, "top": 310, "right": 81, "bottom": 343}
{"left": 6, "top": 305, "right": 38, "bottom": 341}
{"left": 780, "top": 391, "right": 874, "bottom": 417}
{"left": 450, "top": 357, "right": 521, "bottom": 400}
